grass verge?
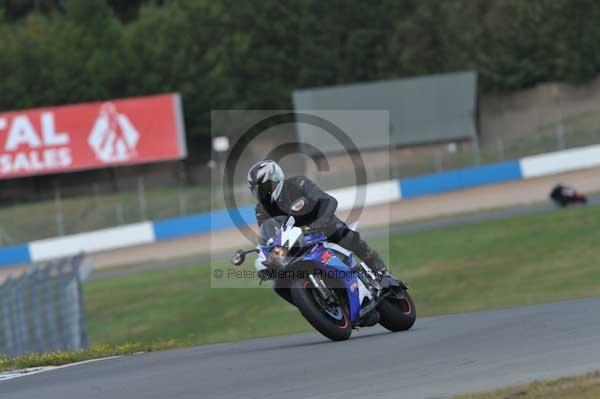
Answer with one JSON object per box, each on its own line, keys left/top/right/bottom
{"left": 455, "top": 372, "right": 600, "bottom": 399}
{"left": 87, "top": 203, "right": 600, "bottom": 346}
{"left": 0, "top": 342, "right": 180, "bottom": 372}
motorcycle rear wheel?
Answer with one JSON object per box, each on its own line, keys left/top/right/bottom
{"left": 377, "top": 289, "right": 416, "bottom": 332}
{"left": 290, "top": 278, "right": 352, "bottom": 341}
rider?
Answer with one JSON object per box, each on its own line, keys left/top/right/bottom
{"left": 248, "top": 159, "right": 390, "bottom": 281}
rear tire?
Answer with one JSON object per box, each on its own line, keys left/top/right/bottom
{"left": 290, "top": 279, "right": 352, "bottom": 341}
{"left": 377, "top": 290, "right": 416, "bottom": 332}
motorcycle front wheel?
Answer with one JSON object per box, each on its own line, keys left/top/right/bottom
{"left": 290, "top": 278, "right": 352, "bottom": 341}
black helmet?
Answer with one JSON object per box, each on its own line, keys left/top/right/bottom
{"left": 247, "top": 160, "right": 284, "bottom": 202}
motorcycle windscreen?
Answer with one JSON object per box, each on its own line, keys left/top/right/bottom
{"left": 258, "top": 216, "right": 288, "bottom": 246}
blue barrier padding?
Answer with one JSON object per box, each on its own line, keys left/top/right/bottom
{"left": 153, "top": 205, "right": 256, "bottom": 241}
{"left": 0, "top": 244, "right": 31, "bottom": 267}
{"left": 400, "top": 161, "right": 523, "bottom": 199}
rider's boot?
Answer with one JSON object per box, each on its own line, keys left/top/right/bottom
{"left": 362, "top": 249, "right": 394, "bottom": 287}
{"left": 363, "top": 249, "right": 386, "bottom": 273}
{"left": 338, "top": 226, "right": 396, "bottom": 287}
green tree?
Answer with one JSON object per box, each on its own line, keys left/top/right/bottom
{"left": 3, "top": 0, "right": 600, "bottom": 136}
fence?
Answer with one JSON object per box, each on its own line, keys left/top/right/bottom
{"left": 303, "top": 121, "right": 600, "bottom": 193}
{"left": 0, "top": 255, "right": 91, "bottom": 358}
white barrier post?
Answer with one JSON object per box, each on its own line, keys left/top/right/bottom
{"left": 54, "top": 181, "right": 65, "bottom": 236}
{"left": 137, "top": 176, "right": 147, "bottom": 221}
{"left": 553, "top": 85, "right": 566, "bottom": 150}
{"left": 496, "top": 138, "right": 505, "bottom": 161}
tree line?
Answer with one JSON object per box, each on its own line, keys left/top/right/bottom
{"left": 1, "top": 0, "right": 600, "bottom": 137}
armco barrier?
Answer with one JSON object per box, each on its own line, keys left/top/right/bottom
{"left": 0, "top": 245, "right": 31, "bottom": 267}
{"left": 329, "top": 180, "right": 401, "bottom": 210}
{"left": 29, "top": 222, "right": 155, "bottom": 263}
{"left": 1, "top": 143, "right": 600, "bottom": 266}
{"left": 520, "top": 144, "right": 600, "bottom": 179}
{"left": 400, "top": 161, "right": 523, "bottom": 199}
{"left": 153, "top": 206, "right": 256, "bottom": 241}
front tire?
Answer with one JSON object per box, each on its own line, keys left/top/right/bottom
{"left": 290, "top": 279, "right": 352, "bottom": 341}
{"left": 377, "top": 289, "right": 416, "bottom": 332}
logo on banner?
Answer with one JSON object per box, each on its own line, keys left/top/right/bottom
{"left": 88, "top": 103, "right": 139, "bottom": 163}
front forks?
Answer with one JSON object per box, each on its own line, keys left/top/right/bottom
{"left": 308, "top": 274, "right": 338, "bottom": 307}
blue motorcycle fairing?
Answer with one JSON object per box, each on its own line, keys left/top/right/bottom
{"left": 258, "top": 219, "right": 363, "bottom": 323}
{"left": 301, "top": 243, "right": 361, "bottom": 323}
{"left": 259, "top": 242, "right": 363, "bottom": 323}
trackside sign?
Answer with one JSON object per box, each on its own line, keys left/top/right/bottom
{"left": 0, "top": 93, "right": 186, "bottom": 179}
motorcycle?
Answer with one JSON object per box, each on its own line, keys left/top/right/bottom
{"left": 549, "top": 184, "right": 588, "bottom": 208}
{"left": 231, "top": 215, "right": 415, "bottom": 341}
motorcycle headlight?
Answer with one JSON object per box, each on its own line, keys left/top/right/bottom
{"left": 268, "top": 246, "right": 289, "bottom": 268}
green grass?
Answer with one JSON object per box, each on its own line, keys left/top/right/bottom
{"left": 85, "top": 203, "right": 600, "bottom": 346}
{"left": 391, "top": 205, "right": 600, "bottom": 315}
{"left": 0, "top": 342, "right": 179, "bottom": 372}
{"left": 455, "top": 372, "right": 600, "bottom": 399}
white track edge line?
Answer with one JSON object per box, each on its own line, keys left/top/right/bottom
{"left": 0, "top": 355, "right": 123, "bottom": 382}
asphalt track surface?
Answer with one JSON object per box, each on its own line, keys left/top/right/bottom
{"left": 2, "top": 297, "right": 600, "bottom": 399}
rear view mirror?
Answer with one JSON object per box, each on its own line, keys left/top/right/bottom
{"left": 231, "top": 250, "right": 245, "bottom": 266}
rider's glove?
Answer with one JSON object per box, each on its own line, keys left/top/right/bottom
{"left": 257, "top": 269, "right": 272, "bottom": 281}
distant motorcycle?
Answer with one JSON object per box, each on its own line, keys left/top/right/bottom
{"left": 231, "top": 216, "right": 415, "bottom": 341}
{"left": 549, "top": 184, "right": 588, "bottom": 208}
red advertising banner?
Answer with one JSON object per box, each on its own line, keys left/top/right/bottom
{"left": 0, "top": 93, "right": 186, "bottom": 179}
